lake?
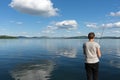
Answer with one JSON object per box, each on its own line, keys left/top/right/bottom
{"left": 0, "top": 39, "right": 120, "bottom": 80}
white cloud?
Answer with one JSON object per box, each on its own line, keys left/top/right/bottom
{"left": 55, "top": 20, "right": 78, "bottom": 30}
{"left": 96, "top": 32, "right": 101, "bottom": 37}
{"left": 77, "top": 31, "right": 81, "bottom": 34}
{"left": 9, "top": 0, "right": 59, "bottom": 17}
{"left": 47, "top": 26, "right": 57, "bottom": 30}
{"left": 110, "top": 11, "right": 120, "bottom": 17}
{"left": 10, "top": 20, "right": 23, "bottom": 25}
{"left": 66, "top": 30, "right": 71, "bottom": 32}
{"left": 42, "top": 30, "right": 50, "bottom": 33}
{"left": 42, "top": 20, "right": 78, "bottom": 33}
{"left": 102, "top": 22, "right": 120, "bottom": 28}
{"left": 85, "top": 22, "right": 120, "bottom": 30}
{"left": 21, "top": 32, "right": 28, "bottom": 34}
{"left": 86, "top": 23, "right": 97, "bottom": 28}
{"left": 42, "top": 26, "right": 55, "bottom": 34}
{"left": 112, "top": 31, "right": 120, "bottom": 34}
{"left": 42, "top": 30, "right": 54, "bottom": 34}
{"left": 16, "top": 22, "right": 23, "bottom": 25}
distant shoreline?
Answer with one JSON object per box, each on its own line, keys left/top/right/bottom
{"left": 0, "top": 35, "right": 120, "bottom": 39}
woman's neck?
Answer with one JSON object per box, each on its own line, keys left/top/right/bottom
{"left": 89, "top": 39, "right": 94, "bottom": 42}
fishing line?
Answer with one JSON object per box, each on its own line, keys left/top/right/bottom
{"left": 98, "top": 26, "right": 106, "bottom": 44}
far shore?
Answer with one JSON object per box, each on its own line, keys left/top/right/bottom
{"left": 0, "top": 35, "right": 120, "bottom": 39}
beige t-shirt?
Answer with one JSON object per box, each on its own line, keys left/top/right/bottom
{"left": 83, "top": 41, "right": 100, "bottom": 63}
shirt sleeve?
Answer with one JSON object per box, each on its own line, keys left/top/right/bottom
{"left": 96, "top": 43, "right": 100, "bottom": 48}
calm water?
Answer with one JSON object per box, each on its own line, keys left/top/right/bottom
{"left": 0, "top": 39, "right": 120, "bottom": 80}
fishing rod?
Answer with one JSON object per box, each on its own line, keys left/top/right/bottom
{"left": 98, "top": 26, "right": 106, "bottom": 44}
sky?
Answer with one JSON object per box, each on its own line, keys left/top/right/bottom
{"left": 0, "top": 0, "right": 120, "bottom": 37}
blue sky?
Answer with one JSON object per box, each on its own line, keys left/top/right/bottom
{"left": 0, "top": 0, "right": 120, "bottom": 37}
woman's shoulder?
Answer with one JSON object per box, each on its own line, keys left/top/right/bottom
{"left": 93, "top": 41, "right": 99, "bottom": 44}
{"left": 94, "top": 42, "right": 100, "bottom": 47}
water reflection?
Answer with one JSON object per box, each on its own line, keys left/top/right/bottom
{"left": 116, "top": 47, "right": 120, "bottom": 57}
{"left": 56, "top": 48, "right": 77, "bottom": 58}
{"left": 109, "top": 40, "right": 120, "bottom": 69}
{"left": 0, "top": 39, "right": 120, "bottom": 80}
{"left": 109, "top": 60, "right": 120, "bottom": 69}
{"left": 11, "top": 60, "right": 54, "bottom": 80}
{"left": 116, "top": 39, "right": 120, "bottom": 56}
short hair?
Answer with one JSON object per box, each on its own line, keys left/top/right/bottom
{"left": 88, "top": 32, "right": 95, "bottom": 39}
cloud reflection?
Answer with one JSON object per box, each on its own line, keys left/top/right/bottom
{"left": 109, "top": 60, "right": 120, "bottom": 69}
{"left": 115, "top": 39, "right": 120, "bottom": 57}
{"left": 11, "top": 60, "right": 54, "bottom": 80}
{"left": 116, "top": 48, "right": 120, "bottom": 56}
{"left": 109, "top": 40, "right": 120, "bottom": 69}
{"left": 56, "top": 48, "right": 77, "bottom": 58}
